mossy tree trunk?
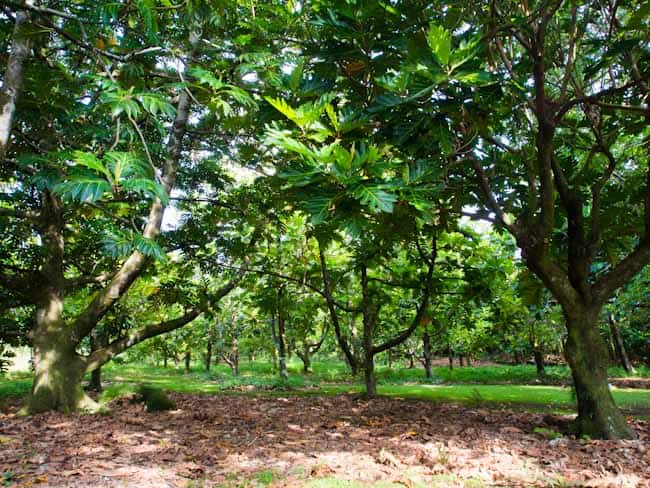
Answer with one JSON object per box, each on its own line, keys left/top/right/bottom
{"left": 564, "top": 310, "right": 635, "bottom": 439}
{"left": 27, "top": 290, "right": 99, "bottom": 414}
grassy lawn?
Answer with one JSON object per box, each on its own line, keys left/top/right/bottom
{"left": 2, "top": 360, "right": 649, "bottom": 415}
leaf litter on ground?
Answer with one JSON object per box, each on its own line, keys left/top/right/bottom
{"left": 0, "top": 394, "right": 648, "bottom": 487}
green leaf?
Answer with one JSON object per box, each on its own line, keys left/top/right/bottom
{"left": 72, "top": 151, "right": 112, "bottom": 181}
{"left": 426, "top": 24, "right": 452, "bottom": 65}
{"left": 325, "top": 104, "right": 339, "bottom": 132}
{"left": 54, "top": 176, "right": 111, "bottom": 203}
{"left": 266, "top": 97, "right": 300, "bottom": 125}
{"left": 455, "top": 71, "right": 493, "bottom": 86}
{"left": 121, "top": 178, "right": 168, "bottom": 203}
{"left": 101, "top": 229, "right": 166, "bottom": 261}
{"left": 265, "top": 128, "right": 316, "bottom": 160}
{"left": 303, "top": 194, "right": 332, "bottom": 224}
{"left": 350, "top": 184, "right": 397, "bottom": 213}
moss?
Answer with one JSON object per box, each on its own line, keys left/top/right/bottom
{"left": 135, "top": 385, "right": 176, "bottom": 412}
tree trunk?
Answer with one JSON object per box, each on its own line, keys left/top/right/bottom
{"left": 529, "top": 321, "right": 546, "bottom": 378}
{"left": 534, "top": 349, "right": 546, "bottom": 378}
{"left": 363, "top": 345, "right": 376, "bottom": 398}
{"left": 277, "top": 289, "right": 288, "bottom": 381}
{"left": 0, "top": 9, "right": 31, "bottom": 163}
{"left": 205, "top": 341, "right": 212, "bottom": 371}
{"left": 27, "top": 295, "right": 98, "bottom": 413}
{"left": 300, "top": 344, "right": 311, "bottom": 373}
{"left": 608, "top": 313, "right": 635, "bottom": 375}
{"left": 459, "top": 355, "right": 464, "bottom": 367}
{"left": 184, "top": 349, "right": 191, "bottom": 373}
{"left": 231, "top": 337, "right": 239, "bottom": 376}
{"left": 87, "top": 330, "right": 103, "bottom": 392}
{"left": 28, "top": 341, "right": 97, "bottom": 413}
{"left": 163, "top": 355, "right": 168, "bottom": 368}
{"left": 89, "top": 367, "right": 102, "bottom": 392}
{"left": 317, "top": 241, "right": 358, "bottom": 374}
{"left": 565, "top": 311, "right": 635, "bottom": 439}
{"left": 448, "top": 344, "right": 453, "bottom": 370}
{"left": 423, "top": 332, "right": 433, "bottom": 380}
{"left": 407, "top": 352, "right": 415, "bottom": 369}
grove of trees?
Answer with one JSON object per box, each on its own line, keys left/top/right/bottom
{"left": 1, "top": 0, "right": 648, "bottom": 440}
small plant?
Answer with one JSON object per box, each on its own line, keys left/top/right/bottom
{"left": 533, "top": 427, "right": 563, "bottom": 440}
{"left": 3, "top": 471, "right": 14, "bottom": 487}
{"left": 252, "top": 469, "right": 276, "bottom": 486}
{"left": 134, "top": 385, "right": 176, "bottom": 412}
{"left": 468, "top": 388, "right": 484, "bottom": 406}
{"left": 436, "top": 446, "right": 450, "bottom": 466}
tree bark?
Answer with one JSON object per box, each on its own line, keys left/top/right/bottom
{"left": 299, "top": 344, "right": 311, "bottom": 373}
{"left": 89, "top": 368, "right": 102, "bottom": 393}
{"left": 533, "top": 349, "right": 546, "bottom": 378}
{"left": 184, "top": 349, "right": 191, "bottom": 373}
{"left": 277, "top": 300, "right": 288, "bottom": 381}
{"left": 27, "top": 291, "right": 99, "bottom": 413}
{"left": 565, "top": 310, "right": 635, "bottom": 439}
{"left": 608, "top": 313, "right": 635, "bottom": 374}
{"left": 205, "top": 341, "right": 212, "bottom": 371}
{"left": 423, "top": 332, "right": 433, "bottom": 380}
{"left": 317, "top": 241, "right": 358, "bottom": 373}
{"left": 361, "top": 263, "right": 377, "bottom": 398}
{"left": 529, "top": 321, "right": 546, "bottom": 378}
{"left": 230, "top": 337, "right": 238, "bottom": 375}
{"left": 0, "top": 7, "right": 31, "bottom": 164}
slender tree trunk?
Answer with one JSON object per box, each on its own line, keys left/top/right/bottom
{"left": 163, "top": 355, "right": 168, "bottom": 368}
{"left": 205, "top": 341, "right": 212, "bottom": 371}
{"left": 530, "top": 321, "right": 546, "bottom": 378}
{"left": 317, "top": 242, "right": 358, "bottom": 374}
{"left": 423, "top": 332, "right": 433, "bottom": 380}
{"left": 0, "top": 8, "right": 31, "bottom": 163}
{"left": 299, "top": 344, "right": 311, "bottom": 373}
{"left": 277, "top": 288, "right": 288, "bottom": 381}
{"left": 564, "top": 310, "right": 635, "bottom": 439}
{"left": 231, "top": 337, "right": 239, "bottom": 376}
{"left": 448, "top": 344, "right": 453, "bottom": 370}
{"left": 459, "top": 356, "right": 464, "bottom": 367}
{"left": 89, "top": 368, "right": 102, "bottom": 393}
{"left": 87, "top": 330, "right": 103, "bottom": 392}
{"left": 534, "top": 349, "right": 546, "bottom": 378}
{"left": 361, "top": 264, "right": 377, "bottom": 398}
{"left": 407, "top": 352, "right": 415, "bottom": 369}
{"left": 608, "top": 313, "right": 635, "bottom": 374}
{"left": 184, "top": 349, "right": 191, "bottom": 373}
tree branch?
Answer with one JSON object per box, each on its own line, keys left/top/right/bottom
{"left": 0, "top": 207, "right": 40, "bottom": 220}
{"left": 84, "top": 307, "right": 204, "bottom": 372}
{"left": 373, "top": 235, "right": 437, "bottom": 355}
{"left": 69, "top": 35, "right": 199, "bottom": 345}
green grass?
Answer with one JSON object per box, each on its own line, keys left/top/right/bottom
{"left": 2, "top": 360, "right": 650, "bottom": 415}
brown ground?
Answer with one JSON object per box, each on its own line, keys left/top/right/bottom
{"left": 1, "top": 394, "right": 648, "bottom": 488}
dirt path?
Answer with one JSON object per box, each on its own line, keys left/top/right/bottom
{"left": 1, "top": 394, "right": 648, "bottom": 487}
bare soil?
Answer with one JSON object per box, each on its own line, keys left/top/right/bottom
{"left": 1, "top": 394, "right": 648, "bottom": 487}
